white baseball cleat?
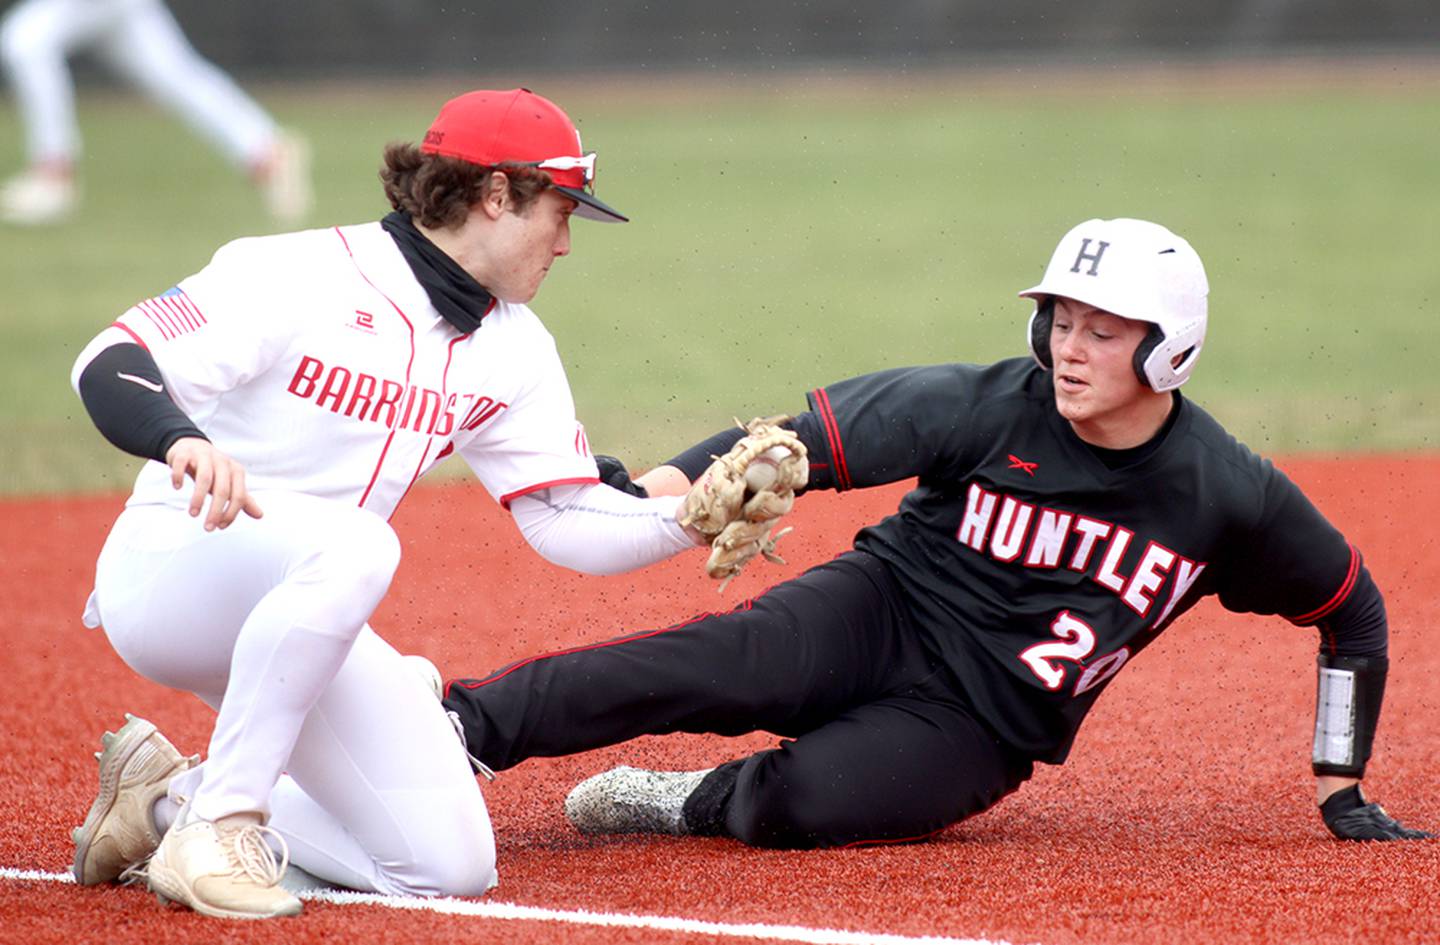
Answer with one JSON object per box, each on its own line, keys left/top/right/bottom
{"left": 71, "top": 714, "right": 197, "bottom": 886}
{"left": 258, "top": 130, "right": 312, "bottom": 225}
{"left": 564, "top": 766, "right": 715, "bottom": 836}
{"left": 0, "top": 168, "right": 76, "bottom": 225}
{"left": 146, "top": 810, "right": 302, "bottom": 920}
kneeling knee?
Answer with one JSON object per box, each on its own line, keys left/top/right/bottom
{"left": 307, "top": 510, "right": 402, "bottom": 601}
{"left": 382, "top": 806, "right": 496, "bottom": 898}
{"left": 411, "top": 853, "right": 496, "bottom": 899}
{"left": 341, "top": 511, "right": 401, "bottom": 581}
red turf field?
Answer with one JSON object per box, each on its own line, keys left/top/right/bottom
{"left": 2, "top": 455, "right": 1436, "bottom": 944}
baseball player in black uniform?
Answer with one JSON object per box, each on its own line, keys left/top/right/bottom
{"left": 440, "top": 218, "right": 1431, "bottom": 848}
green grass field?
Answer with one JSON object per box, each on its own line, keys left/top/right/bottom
{"left": 2, "top": 64, "right": 1437, "bottom": 496}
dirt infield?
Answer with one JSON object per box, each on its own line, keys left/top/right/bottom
{"left": 1, "top": 453, "right": 1436, "bottom": 944}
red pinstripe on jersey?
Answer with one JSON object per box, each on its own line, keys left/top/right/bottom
{"left": 393, "top": 333, "right": 471, "bottom": 513}
{"left": 335, "top": 226, "right": 418, "bottom": 512}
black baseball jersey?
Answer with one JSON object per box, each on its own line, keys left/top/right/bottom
{"left": 781, "top": 358, "right": 1384, "bottom": 763}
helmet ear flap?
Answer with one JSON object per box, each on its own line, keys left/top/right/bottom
{"left": 1030, "top": 301, "right": 1177, "bottom": 392}
{"left": 1131, "top": 323, "right": 1165, "bottom": 390}
{"left": 1027, "top": 297, "right": 1055, "bottom": 370}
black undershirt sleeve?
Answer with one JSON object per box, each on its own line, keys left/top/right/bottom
{"left": 662, "top": 413, "right": 828, "bottom": 489}
{"left": 663, "top": 426, "right": 746, "bottom": 481}
{"left": 77, "top": 343, "right": 207, "bottom": 462}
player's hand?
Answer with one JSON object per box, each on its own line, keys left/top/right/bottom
{"left": 1320, "top": 784, "right": 1434, "bottom": 841}
{"left": 164, "top": 436, "right": 263, "bottom": 531}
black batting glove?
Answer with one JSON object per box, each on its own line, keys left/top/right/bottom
{"left": 1320, "top": 785, "right": 1434, "bottom": 841}
{"left": 594, "top": 454, "right": 648, "bottom": 498}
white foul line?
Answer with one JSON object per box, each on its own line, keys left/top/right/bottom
{"left": 1, "top": 866, "right": 1019, "bottom": 945}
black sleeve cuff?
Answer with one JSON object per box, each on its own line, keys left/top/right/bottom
{"left": 662, "top": 426, "right": 748, "bottom": 482}
{"left": 662, "top": 414, "right": 825, "bottom": 491}
{"left": 77, "top": 343, "right": 207, "bottom": 462}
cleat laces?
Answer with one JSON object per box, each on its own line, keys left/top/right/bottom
{"left": 117, "top": 858, "right": 151, "bottom": 887}
{"left": 231, "top": 824, "right": 290, "bottom": 888}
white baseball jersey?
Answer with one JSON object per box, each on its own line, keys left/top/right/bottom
{"left": 108, "top": 221, "right": 599, "bottom": 518}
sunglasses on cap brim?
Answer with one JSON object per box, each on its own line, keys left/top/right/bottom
{"left": 531, "top": 152, "right": 627, "bottom": 222}
{"left": 529, "top": 153, "right": 597, "bottom": 192}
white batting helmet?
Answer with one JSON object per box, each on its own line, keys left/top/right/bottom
{"left": 1018, "top": 218, "right": 1209, "bottom": 392}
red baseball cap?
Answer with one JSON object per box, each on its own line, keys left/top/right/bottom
{"left": 421, "top": 88, "right": 627, "bottom": 223}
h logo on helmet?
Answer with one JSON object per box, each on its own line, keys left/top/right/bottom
{"left": 1070, "top": 239, "right": 1109, "bottom": 276}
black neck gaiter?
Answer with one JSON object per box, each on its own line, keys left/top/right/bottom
{"left": 380, "top": 211, "right": 494, "bottom": 335}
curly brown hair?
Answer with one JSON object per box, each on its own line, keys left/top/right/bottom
{"left": 379, "top": 143, "right": 553, "bottom": 229}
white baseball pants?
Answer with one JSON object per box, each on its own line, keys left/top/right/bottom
{"left": 84, "top": 491, "right": 495, "bottom": 897}
{"left": 0, "top": 0, "right": 277, "bottom": 166}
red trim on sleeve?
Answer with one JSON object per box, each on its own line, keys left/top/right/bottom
{"left": 111, "top": 321, "right": 148, "bottom": 350}
{"left": 499, "top": 476, "right": 601, "bottom": 509}
{"left": 810, "top": 386, "right": 851, "bottom": 490}
{"left": 1288, "top": 544, "right": 1360, "bottom": 625}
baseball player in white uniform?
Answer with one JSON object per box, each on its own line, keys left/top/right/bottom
{"left": 0, "top": 0, "right": 310, "bottom": 224}
{"left": 68, "top": 88, "right": 705, "bottom": 919}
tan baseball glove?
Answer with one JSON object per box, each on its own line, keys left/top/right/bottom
{"left": 681, "top": 416, "right": 809, "bottom": 588}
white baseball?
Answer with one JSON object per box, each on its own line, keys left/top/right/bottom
{"left": 745, "top": 446, "right": 788, "bottom": 491}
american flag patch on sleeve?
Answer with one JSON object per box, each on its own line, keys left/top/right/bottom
{"left": 135, "top": 286, "right": 207, "bottom": 340}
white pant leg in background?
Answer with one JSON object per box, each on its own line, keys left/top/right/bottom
{"left": 0, "top": 0, "right": 121, "bottom": 163}
{"left": 91, "top": 0, "right": 277, "bottom": 167}
{"left": 0, "top": 0, "right": 277, "bottom": 168}
{"left": 87, "top": 491, "right": 495, "bottom": 897}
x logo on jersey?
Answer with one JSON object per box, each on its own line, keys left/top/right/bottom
{"left": 1008, "top": 454, "right": 1038, "bottom": 477}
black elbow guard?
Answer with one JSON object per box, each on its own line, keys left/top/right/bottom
{"left": 1311, "top": 653, "right": 1388, "bottom": 778}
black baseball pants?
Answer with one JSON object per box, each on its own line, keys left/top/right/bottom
{"left": 443, "top": 551, "right": 1033, "bottom": 848}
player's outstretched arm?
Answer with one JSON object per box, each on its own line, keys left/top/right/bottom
{"left": 1318, "top": 781, "right": 1433, "bottom": 841}
{"left": 634, "top": 463, "right": 691, "bottom": 498}
{"left": 594, "top": 457, "right": 705, "bottom": 545}
{"left": 608, "top": 420, "right": 809, "bottom": 587}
